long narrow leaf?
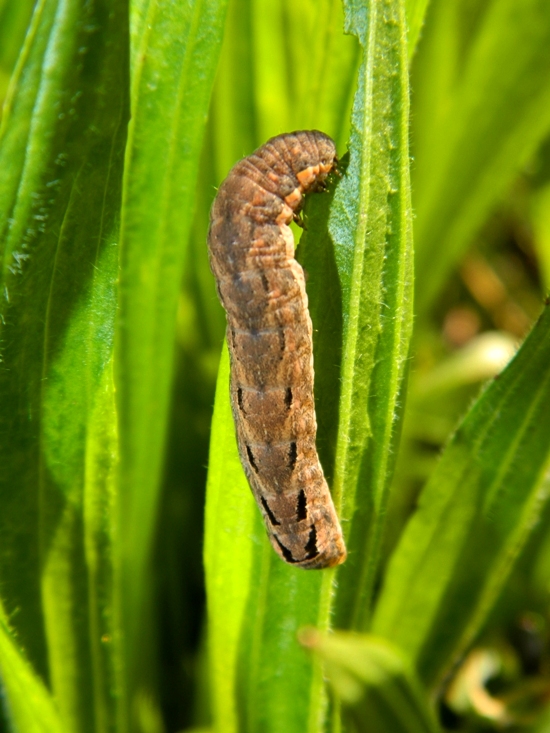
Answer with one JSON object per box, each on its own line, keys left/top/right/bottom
{"left": 0, "top": 0, "right": 130, "bottom": 729}
{"left": 326, "top": 0, "right": 413, "bottom": 631}
{"left": 115, "top": 0, "right": 228, "bottom": 687}
{"left": 373, "top": 302, "right": 550, "bottom": 691}
{"left": 204, "top": 348, "right": 264, "bottom": 733}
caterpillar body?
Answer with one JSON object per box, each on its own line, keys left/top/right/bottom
{"left": 208, "top": 130, "right": 346, "bottom": 569}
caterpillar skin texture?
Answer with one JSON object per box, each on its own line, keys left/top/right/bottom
{"left": 208, "top": 130, "right": 347, "bottom": 569}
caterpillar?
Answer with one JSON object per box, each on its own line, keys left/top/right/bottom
{"left": 208, "top": 130, "right": 346, "bottom": 569}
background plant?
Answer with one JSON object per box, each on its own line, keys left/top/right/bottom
{"left": 1, "top": 0, "right": 550, "bottom": 732}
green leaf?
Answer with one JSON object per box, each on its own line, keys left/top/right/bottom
{"left": 0, "top": 0, "right": 129, "bottom": 730}
{"left": 301, "top": 629, "right": 441, "bottom": 733}
{"left": 373, "top": 303, "right": 550, "bottom": 691}
{"left": 327, "top": 0, "right": 413, "bottom": 631}
{"left": 412, "top": 0, "right": 550, "bottom": 313}
{"left": 0, "top": 600, "right": 65, "bottom": 733}
{"left": 115, "top": 0, "right": 229, "bottom": 683}
{"left": 204, "top": 0, "right": 413, "bottom": 730}
{"left": 204, "top": 347, "right": 263, "bottom": 733}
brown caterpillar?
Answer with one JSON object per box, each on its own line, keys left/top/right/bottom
{"left": 208, "top": 130, "right": 347, "bottom": 569}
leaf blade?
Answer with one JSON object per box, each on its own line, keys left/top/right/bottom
{"left": 373, "top": 303, "right": 550, "bottom": 690}
{"left": 116, "top": 0, "right": 229, "bottom": 681}
{"left": 326, "top": 0, "right": 414, "bottom": 630}
{"left": 0, "top": 0, "right": 129, "bottom": 728}
{"left": 204, "top": 347, "right": 258, "bottom": 733}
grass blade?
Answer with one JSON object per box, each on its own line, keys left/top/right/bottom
{"left": 326, "top": 0, "right": 413, "bottom": 631}
{"left": 0, "top": 0, "right": 129, "bottom": 728}
{"left": 373, "top": 302, "right": 550, "bottom": 691}
{"left": 116, "top": 0, "right": 228, "bottom": 689}
{"left": 204, "top": 347, "right": 263, "bottom": 733}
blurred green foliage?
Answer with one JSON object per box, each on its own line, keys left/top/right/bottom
{"left": 1, "top": 0, "right": 550, "bottom": 732}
